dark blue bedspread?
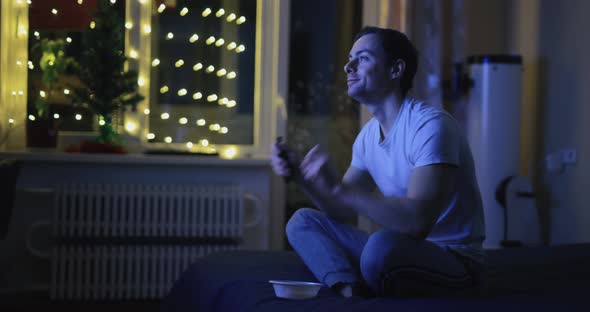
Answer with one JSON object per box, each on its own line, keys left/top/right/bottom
{"left": 162, "top": 244, "right": 590, "bottom": 312}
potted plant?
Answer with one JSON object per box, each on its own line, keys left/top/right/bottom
{"left": 67, "top": 0, "right": 144, "bottom": 153}
{"left": 27, "top": 38, "right": 76, "bottom": 148}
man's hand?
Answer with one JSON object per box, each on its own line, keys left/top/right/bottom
{"left": 270, "top": 139, "right": 301, "bottom": 179}
{"left": 299, "top": 144, "right": 339, "bottom": 193}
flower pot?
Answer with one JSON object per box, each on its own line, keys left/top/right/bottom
{"left": 26, "top": 118, "right": 58, "bottom": 148}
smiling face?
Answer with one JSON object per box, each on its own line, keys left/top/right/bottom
{"left": 344, "top": 34, "right": 397, "bottom": 103}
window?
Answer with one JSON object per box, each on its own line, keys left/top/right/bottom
{"left": 147, "top": 0, "right": 256, "bottom": 147}
{"left": 1, "top": 0, "right": 288, "bottom": 157}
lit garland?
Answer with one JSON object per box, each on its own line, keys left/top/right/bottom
{"left": 17, "top": 1, "right": 248, "bottom": 149}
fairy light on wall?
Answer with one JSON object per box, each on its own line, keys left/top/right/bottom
{"left": 177, "top": 88, "right": 187, "bottom": 96}
{"left": 166, "top": 32, "right": 174, "bottom": 40}
{"left": 206, "top": 65, "right": 215, "bottom": 73}
{"left": 160, "top": 112, "right": 170, "bottom": 120}
{"left": 144, "top": 108, "right": 150, "bottom": 115}
{"left": 236, "top": 45, "right": 246, "bottom": 53}
{"left": 164, "top": 136, "right": 172, "bottom": 143}
{"left": 216, "top": 9, "right": 225, "bottom": 17}
{"left": 193, "top": 92, "right": 202, "bottom": 100}
{"left": 147, "top": 133, "right": 155, "bottom": 140}
{"left": 227, "top": 42, "right": 237, "bottom": 50}
{"left": 207, "top": 94, "right": 218, "bottom": 102}
{"left": 157, "top": 4, "right": 166, "bottom": 13}
{"left": 205, "top": 36, "right": 215, "bottom": 45}
{"left": 180, "top": 7, "right": 189, "bottom": 16}
{"left": 51, "top": 8, "right": 58, "bottom": 15}
{"left": 236, "top": 16, "right": 246, "bottom": 24}
{"left": 226, "top": 13, "right": 236, "bottom": 22}
{"left": 189, "top": 34, "right": 199, "bottom": 43}
{"left": 202, "top": 8, "right": 212, "bottom": 17}
{"left": 178, "top": 117, "right": 188, "bottom": 124}
{"left": 215, "top": 38, "right": 225, "bottom": 47}
{"left": 160, "top": 86, "right": 169, "bottom": 93}
{"left": 196, "top": 119, "right": 206, "bottom": 126}
{"left": 125, "top": 22, "right": 133, "bottom": 29}
{"left": 152, "top": 58, "right": 160, "bottom": 66}
{"left": 175, "top": 59, "right": 184, "bottom": 67}
{"left": 216, "top": 69, "right": 227, "bottom": 77}
{"left": 193, "top": 63, "right": 203, "bottom": 71}
{"left": 75, "top": 114, "right": 82, "bottom": 121}
{"left": 227, "top": 71, "right": 237, "bottom": 79}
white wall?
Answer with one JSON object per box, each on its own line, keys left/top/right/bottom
{"left": 535, "top": 0, "right": 590, "bottom": 244}
{"left": 465, "top": 0, "right": 590, "bottom": 245}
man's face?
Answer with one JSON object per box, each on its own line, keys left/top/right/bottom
{"left": 344, "top": 34, "right": 393, "bottom": 102}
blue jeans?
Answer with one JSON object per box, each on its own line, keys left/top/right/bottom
{"left": 286, "top": 208, "right": 476, "bottom": 296}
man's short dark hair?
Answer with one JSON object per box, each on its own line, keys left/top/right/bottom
{"left": 353, "top": 26, "right": 418, "bottom": 96}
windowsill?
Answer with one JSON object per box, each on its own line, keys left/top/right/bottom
{"left": 0, "top": 149, "right": 270, "bottom": 167}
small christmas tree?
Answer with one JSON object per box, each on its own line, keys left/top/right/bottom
{"left": 69, "top": 0, "right": 143, "bottom": 145}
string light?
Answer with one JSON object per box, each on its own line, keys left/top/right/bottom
{"left": 8, "top": 118, "right": 15, "bottom": 125}
{"left": 138, "top": 77, "right": 145, "bottom": 86}
{"left": 226, "top": 13, "right": 236, "bottom": 22}
{"left": 206, "top": 36, "right": 215, "bottom": 45}
{"left": 28, "top": 115, "right": 36, "bottom": 121}
{"left": 166, "top": 32, "right": 174, "bottom": 40}
{"left": 125, "top": 121, "right": 137, "bottom": 132}
{"left": 218, "top": 97, "right": 228, "bottom": 105}
{"left": 180, "top": 7, "right": 188, "bottom": 16}
{"left": 226, "top": 100, "right": 237, "bottom": 108}
{"left": 216, "top": 9, "right": 225, "bottom": 17}
{"left": 220, "top": 127, "right": 229, "bottom": 134}
{"left": 237, "top": 16, "right": 246, "bottom": 24}
{"left": 51, "top": 9, "right": 58, "bottom": 15}
{"left": 200, "top": 139, "right": 209, "bottom": 147}
{"left": 28, "top": 61, "right": 34, "bottom": 69}
{"left": 63, "top": 89, "right": 70, "bottom": 95}
{"left": 75, "top": 114, "right": 82, "bottom": 120}
{"left": 152, "top": 58, "right": 160, "bottom": 66}
{"left": 147, "top": 133, "right": 155, "bottom": 140}
{"left": 17, "top": 90, "right": 24, "bottom": 95}
{"left": 160, "top": 86, "right": 169, "bottom": 94}
{"left": 223, "top": 147, "right": 236, "bottom": 158}
{"left": 196, "top": 119, "right": 206, "bottom": 126}
{"left": 110, "top": 0, "right": 117, "bottom": 4}
{"left": 129, "top": 49, "right": 138, "bottom": 59}
{"left": 215, "top": 38, "right": 225, "bottom": 47}
{"left": 99, "top": 119, "right": 106, "bottom": 126}
{"left": 138, "top": 0, "right": 147, "bottom": 4}
{"left": 189, "top": 34, "right": 199, "bottom": 43}
{"left": 206, "top": 65, "right": 215, "bottom": 73}
{"left": 207, "top": 94, "right": 218, "bottom": 102}
{"left": 160, "top": 112, "right": 170, "bottom": 119}
{"left": 143, "top": 25, "right": 151, "bottom": 34}
{"left": 33, "top": 31, "right": 40, "bottom": 38}
{"left": 157, "top": 4, "right": 166, "bottom": 13}
{"left": 178, "top": 117, "right": 188, "bottom": 124}
{"left": 216, "top": 69, "right": 227, "bottom": 77}
{"left": 175, "top": 59, "right": 184, "bottom": 67}
{"left": 186, "top": 142, "right": 193, "bottom": 148}
{"left": 193, "top": 63, "right": 203, "bottom": 71}
{"left": 177, "top": 88, "right": 187, "bottom": 96}
{"left": 66, "top": 37, "right": 72, "bottom": 43}
{"left": 90, "top": 21, "right": 96, "bottom": 29}
{"left": 193, "top": 92, "right": 202, "bottom": 100}
{"left": 236, "top": 45, "right": 246, "bottom": 53}
{"left": 227, "top": 71, "right": 237, "bottom": 79}
{"left": 164, "top": 136, "right": 172, "bottom": 143}
{"left": 144, "top": 108, "right": 150, "bottom": 115}
{"left": 125, "top": 22, "right": 133, "bottom": 29}
{"left": 77, "top": 0, "right": 83, "bottom": 5}
{"left": 209, "top": 124, "right": 220, "bottom": 131}
{"left": 202, "top": 8, "right": 212, "bottom": 17}
{"left": 227, "top": 42, "right": 237, "bottom": 50}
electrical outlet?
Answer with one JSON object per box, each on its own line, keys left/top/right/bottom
{"left": 561, "top": 148, "right": 577, "bottom": 165}
{"left": 545, "top": 153, "right": 563, "bottom": 172}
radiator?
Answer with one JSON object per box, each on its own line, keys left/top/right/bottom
{"left": 45, "top": 183, "right": 250, "bottom": 300}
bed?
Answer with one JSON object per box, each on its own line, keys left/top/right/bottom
{"left": 161, "top": 243, "right": 590, "bottom": 312}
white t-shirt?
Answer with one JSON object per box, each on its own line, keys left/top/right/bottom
{"left": 351, "top": 97, "right": 485, "bottom": 260}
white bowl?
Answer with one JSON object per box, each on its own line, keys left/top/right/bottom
{"left": 269, "top": 280, "right": 324, "bottom": 299}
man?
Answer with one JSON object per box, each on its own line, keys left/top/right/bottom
{"left": 271, "top": 26, "right": 485, "bottom": 298}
